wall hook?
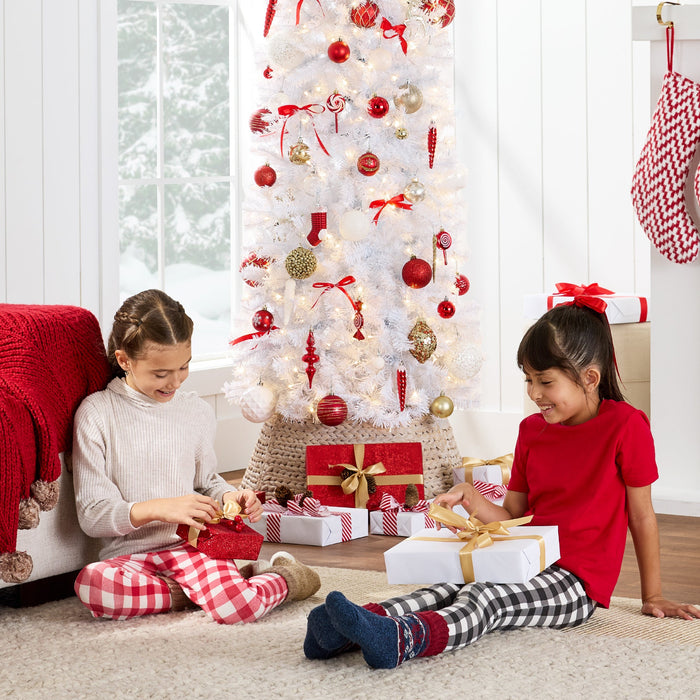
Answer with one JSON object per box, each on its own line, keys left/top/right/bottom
{"left": 657, "top": 2, "right": 681, "bottom": 27}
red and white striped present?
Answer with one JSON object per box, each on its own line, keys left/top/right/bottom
{"left": 247, "top": 495, "right": 368, "bottom": 547}
{"left": 453, "top": 455, "right": 512, "bottom": 506}
{"left": 369, "top": 493, "right": 438, "bottom": 537}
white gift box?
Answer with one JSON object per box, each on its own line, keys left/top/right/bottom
{"left": 248, "top": 506, "right": 368, "bottom": 547}
{"left": 524, "top": 292, "right": 649, "bottom": 324}
{"left": 369, "top": 509, "right": 438, "bottom": 537}
{"left": 453, "top": 463, "right": 505, "bottom": 486}
{"left": 384, "top": 525, "right": 560, "bottom": 585}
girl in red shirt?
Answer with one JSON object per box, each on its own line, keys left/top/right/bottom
{"left": 304, "top": 299, "right": 700, "bottom": 669}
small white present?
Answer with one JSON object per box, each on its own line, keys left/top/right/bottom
{"left": 452, "top": 455, "right": 512, "bottom": 505}
{"left": 248, "top": 495, "right": 368, "bottom": 547}
{"left": 384, "top": 504, "right": 560, "bottom": 585}
{"left": 368, "top": 493, "right": 438, "bottom": 537}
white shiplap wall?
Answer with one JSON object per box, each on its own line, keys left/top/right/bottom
{"left": 1, "top": 0, "right": 697, "bottom": 514}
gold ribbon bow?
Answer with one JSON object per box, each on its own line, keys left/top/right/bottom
{"left": 335, "top": 444, "right": 387, "bottom": 509}
{"left": 423, "top": 502, "right": 543, "bottom": 583}
{"left": 461, "top": 454, "right": 513, "bottom": 486}
{"left": 185, "top": 500, "right": 246, "bottom": 549}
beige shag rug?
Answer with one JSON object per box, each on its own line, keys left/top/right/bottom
{"left": 2, "top": 567, "right": 699, "bottom": 700}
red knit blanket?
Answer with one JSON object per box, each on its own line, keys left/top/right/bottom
{"left": 0, "top": 304, "right": 110, "bottom": 558}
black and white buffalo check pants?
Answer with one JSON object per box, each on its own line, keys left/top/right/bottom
{"left": 378, "top": 565, "right": 596, "bottom": 652}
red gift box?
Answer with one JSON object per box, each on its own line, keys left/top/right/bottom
{"left": 177, "top": 518, "right": 263, "bottom": 561}
{"left": 306, "top": 442, "right": 424, "bottom": 509}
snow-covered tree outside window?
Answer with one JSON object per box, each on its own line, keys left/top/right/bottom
{"left": 117, "top": 0, "right": 236, "bottom": 359}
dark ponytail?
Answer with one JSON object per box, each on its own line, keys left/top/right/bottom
{"left": 517, "top": 303, "right": 625, "bottom": 402}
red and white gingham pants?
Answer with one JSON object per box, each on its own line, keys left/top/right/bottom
{"left": 74, "top": 544, "right": 288, "bottom": 624}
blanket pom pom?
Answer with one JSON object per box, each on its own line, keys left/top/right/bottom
{"left": 0, "top": 550, "right": 33, "bottom": 583}
{"left": 31, "top": 480, "right": 59, "bottom": 511}
{"left": 18, "top": 498, "right": 40, "bottom": 529}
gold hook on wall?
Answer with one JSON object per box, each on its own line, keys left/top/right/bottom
{"left": 657, "top": 1, "right": 681, "bottom": 27}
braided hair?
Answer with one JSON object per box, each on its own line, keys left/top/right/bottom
{"left": 107, "top": 289, "right": 194, "bottom": 377}
{"left": 517, "top": 303, "right": 625, "bottom": 402}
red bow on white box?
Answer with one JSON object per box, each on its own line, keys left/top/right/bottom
{"left": 473, "top": 480, "right": 507, "bottom": 503}
{"left": 263, "top": 493, "right": 330, "bottom": 517}
{"left": 378, "top": 492, "right": 430, "bottom": 513}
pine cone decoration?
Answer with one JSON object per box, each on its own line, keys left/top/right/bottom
{"left": 298, "top": 489, "right": 314, "bottom": 506}
{"left": 404, "top": 483, "right": 420, "bottom": 509}
{"left": 366, "top": 474, "right": 377, "bottom": 495}
{"left": 340, "top": 468, "right": 354, "bottom": 481}
{"left": 274, "top": 485, "right": 293, "bottom": 507}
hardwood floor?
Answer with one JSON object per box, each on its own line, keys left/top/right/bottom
{"left": 226, "top": 472, "right": 700, "bottom": 604}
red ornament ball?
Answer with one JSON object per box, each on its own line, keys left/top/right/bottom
{"left": 263, "top": 65, "right": 273, "bottom": 79}
{"left": 422, "top": 0, "right": 456, "bottom": 28}
{"left": 454, "top": 273, "right": 471, "bottom": 296}
{"left": 254, "top": 164, "right": 276, "bottom": 187}
{"left": 350, "top": 1, "right": 380, "bottom": 28}
{"left": 357, "top": 151, "right": 380, "bottom": 176}
{"left": 328, "top": 39, "right": 351, "bottom": 64}
{"left": 402, "top": 256, "right": 432, "bottom": 289}
{"left": 317, "top": 394, "right": 348, "bottom": 426}
{"left": 367, "top": 95, "right": 390, "bottom": 119}
{"left": 437, "top": 299, "right": 456, "bottom": 319}
{"left": 252, "top": 308, "right": 274, "bottom": 332}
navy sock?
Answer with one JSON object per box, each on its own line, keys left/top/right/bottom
{"left": 304, "top": 604, "right": 355, "bottom": 660}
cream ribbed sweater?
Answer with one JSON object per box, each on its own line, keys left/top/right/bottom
{"left": 72, "top": 377, "right": 234, "bottom": 561}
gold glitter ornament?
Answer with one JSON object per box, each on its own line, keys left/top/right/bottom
{"left": 429, "top": 393, "right": 454, "bottom": 418}
{"left": 394, "top": 82, "right": 423, "bottom": 114}
{"left": 408, "top": 320, "right": 437, "bottom": 363}
{"left": 285, "top": 246, "right": 317, "bottom": 279}
{"left": 289, "top": 139, "right": 311, "bottom": 164}
{"left": 395, "top": 127, "right": 408, "bottom": 139}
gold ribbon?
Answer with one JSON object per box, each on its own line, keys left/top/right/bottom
{"left": 460, "top": 454, "right": 513, "bottom": 486}
{"left": 185, "top": 500, "right": 246, "bottom": 549}
{"left": 423, "top": 503, "right": 544, "bottom": 583}
{"left": 306, "top": 443, "right": 423, "bottom": 508}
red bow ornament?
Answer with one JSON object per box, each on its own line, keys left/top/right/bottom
{"left": 380, "top": 17, "right": 408, "bottom": 54}
{"left": 369, "top": 194, "right": 413, "bottom": 224}
{"left": 277, "top": 103, "right": 330, "bottom": 157}
{"left": 311, "top": 276, "right": 358, "bottom": 312}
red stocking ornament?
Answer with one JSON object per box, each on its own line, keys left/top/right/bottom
{"left": 631, "top": 26, "right": 700, "bottom": 264}
{"left": 307, "top": 211, "right": 327, "bottom": 247}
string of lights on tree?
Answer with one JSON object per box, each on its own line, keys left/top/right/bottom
{"left": 224, "top": 0, "right": 483, "bottom": 428}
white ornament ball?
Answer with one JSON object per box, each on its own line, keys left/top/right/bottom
{"left": 453, "top": 346, "right": 484, "bottom": 380}
{"left": 269, "top": 37, "right": 306, "bottom": 70}
{"left": 240, "top": 384, "right": 277, "bottom": 423}
{"left": 369, "top": 355, "right": 385, "bottom": 371}
{"left": 339, "top": 210, "right": 369, "bottom": 241}
{"left": 368, "top": 47, "right": 392, "bottom": 72}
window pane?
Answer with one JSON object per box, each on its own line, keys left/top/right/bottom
{"left": 164, "top": 182, "right": 231, "bottom": 358}
{"left": 119, "top": 183, "right": 159, "bottom": 296}
{"left": 118, "top": 0, "right": 157, "bottom": 180}
{"left": 162, "top": 4, "right": 230, "bottom": 178}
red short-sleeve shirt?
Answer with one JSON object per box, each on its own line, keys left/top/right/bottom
{"left": 508, "top": 400, "right": 658, "bottom": 607}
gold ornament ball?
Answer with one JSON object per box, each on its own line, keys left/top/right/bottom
{"left": 430, "top": 394, "right": 454, "bottom": 419}
{"left": 408, "top": 320, "right": 437, "bottom": 363}
{"left": 394, "top": 82, "right": 423, "bottom": 114}
{"left": 289, "top": 140, "right": 311, "bottom": 165}
{"left": 395, "top": 127, "right": 408, "bottom": 140}
{"left": 403, "top": 178, "right": 426, "bottom": 203}
{"left": 285, "top": 246, "right": 317, "bottom": 279}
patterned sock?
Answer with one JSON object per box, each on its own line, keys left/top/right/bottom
{"left": 304, "top": 602, "right": 387, "bottom": 660}
{"left": 325, "top": 591, "right": 448, "bottom": 669}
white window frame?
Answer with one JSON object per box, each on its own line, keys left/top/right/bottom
{"left": 99, "top": 0, "right": 242, "bottom": 395}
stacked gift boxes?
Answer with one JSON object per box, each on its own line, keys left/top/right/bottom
{"left": 452, "top": 454, "right": 512, "bottom": 506}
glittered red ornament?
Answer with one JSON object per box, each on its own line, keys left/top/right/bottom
{"left": 302, "top": 329, "right": 319, "bottom": 388}
{"left": 397, "top": 366, "right": 407, "bottom": 411}
{"left": 328, "top": 39, "right": 351, "bottom": 64}
{"left": 252, "top": 308, "right": 274, "bottom": 332}
{"left": 455, "top": 273, "right": 471, "bottom": 296}
{"left": 402, "top": 255, "right": 432, "bottom": 289}
{"left": 437, "top": 298, "right": 456, "bottom": 319}
{"left": 422, "top": 0, "right": 456, "bottom": 28}
{"left": 367, "top": 95, "right": 390, "bottom": 119}
{"left": 357, "top": 151, "right": 380, "bottom": 176}
{"left": 254, "top": 164, "right": 276, "bottom": 187}
{"left": 350, "top": 1, "right": 380, "bottom": 28}
{"left": 263, "top": 65, "right": 274, "bottom": 79}
{"left": 317, "top": 394, "right": 348, "bottom": 426}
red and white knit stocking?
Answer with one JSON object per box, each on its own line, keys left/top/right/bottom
{"left": 631, "top": 27, "right": 700, "bottom": 264}
{"left": 306, "top": 211, "right": 327, "bottom": 247}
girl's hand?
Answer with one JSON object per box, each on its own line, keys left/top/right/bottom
{"left": 233, "top": 489, "right": 264, "bottom": 523}
{"left": 642, "top": 596, "right": 700, "bottom": 620}
{"left": 432, "top": 484, "right": 475, "bottom": 532}
{"left": 130, "top": 494, "right": 220, "bottom": 530}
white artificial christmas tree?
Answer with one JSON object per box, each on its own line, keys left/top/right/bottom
{"left": 225, "top": 0, "right": 480, "bottom": 433}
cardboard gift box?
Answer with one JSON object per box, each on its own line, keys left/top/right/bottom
{"left": 368, "top": 493, "right": 437, "bottom": 537}
{"left": 248, "top": 498, "right": 368, "bottom": 546}
{"left": 384, "top": 504, "right": 559, "bottom": 585}
{"left": 305, "top": 442, "right": 424, "bottom": 509}
{"left": 177, "top": 519, "right": 263, "bottom": 561}
{"left": 523, "top": 282, "right": 649, "bottom": 325}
